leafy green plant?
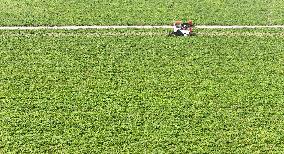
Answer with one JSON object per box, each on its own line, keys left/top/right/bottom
{"left": 0, "top": 29, "right": 284, "bottom": 153}
{"left": 0, "top": 0, "right": 283, "bottom": 26}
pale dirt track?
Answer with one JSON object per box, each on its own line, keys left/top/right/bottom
{"left": 1, "top": 31, "right": 284, "bottom": 37}
{"left": 1, "top": 25, "right": 284, "bottom": 37}
{"left": 1, "top": 25, "right": 284, "bottom": 30}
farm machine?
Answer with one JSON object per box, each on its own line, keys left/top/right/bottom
{"left": 169, "top": 20, "right": 194, "bottom": 36}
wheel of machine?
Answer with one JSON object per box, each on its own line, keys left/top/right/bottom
{"left": 175, "top": 30, "right": 185, "bottom": 36}
{"left": 190, "top": 32, "right": 196, "bottom": 36}
{"left": 168, "top": 32, "right": 176, "bottom": 37}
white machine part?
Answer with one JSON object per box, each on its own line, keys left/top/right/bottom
{"left": 179, "top": 29, "right": 190, "bottom": 36}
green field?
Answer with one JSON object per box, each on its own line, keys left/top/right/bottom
{"left": 1, "top": 0, "right": 284, "bottom": 152}
{"left": 1, "top": 0, "right": 284, "bottom": 26}
{"left": 1, "top": 29, "right": 284, "bottom": 153}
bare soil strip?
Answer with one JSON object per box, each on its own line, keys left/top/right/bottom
{"left": 1, "top": 25, "right": 284, "bottom": 30}
{"left": 1, "top": 31, "right": 284, "bottom": 37}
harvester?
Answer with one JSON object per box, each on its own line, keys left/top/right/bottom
{"left": 169, "top": 20, "right": 194, "bottom": 36}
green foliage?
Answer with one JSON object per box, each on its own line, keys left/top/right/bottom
{"left": 1, "top": 29, "right": 284, "bottom": 153}
{"left": 0, "top": 0, "right": 284, "bottom": 26}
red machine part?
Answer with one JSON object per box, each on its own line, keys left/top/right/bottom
{"left": 188, "top": 20, "right": 193, "bottom": 33}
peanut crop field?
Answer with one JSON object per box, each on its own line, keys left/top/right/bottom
{"left": 1, "top": 1, "right": 284, "bottom": 153}
{"left": 0, "top": 0, "right": 284, "bottom": 26}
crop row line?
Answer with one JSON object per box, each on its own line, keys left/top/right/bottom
{"left": 1, "top": 32, "right": 284, "bottom": 37}
{"left": 1, "top": 25, "right": 284, "bottom": 30}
